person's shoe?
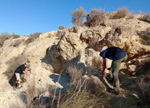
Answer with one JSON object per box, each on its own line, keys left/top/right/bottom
{"left": 15, "top": 83, "right": 19, "bottom": 87}
{"left": 111, "top": 89, "right": 120, "bottom": 95}
{"left": 106, "top": 74, "right": 113, "bottom": 84}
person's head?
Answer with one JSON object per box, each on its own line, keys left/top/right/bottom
{"left": 24, "top": 62, "right": 30, "bottom": 68}
{"left": 100, "top": 46, "right": 108, "bottom": 55}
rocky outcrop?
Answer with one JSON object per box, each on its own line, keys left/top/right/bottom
{"left": 83, "top": 75, "right": 106, "bottom": 93}
{"left": 0, "top": 14, "right": 150, "bottom": 108}
{"left": 44, "top": 26, "right": 111, "bottom": 73}
{"left": 45, "top": 16, "right": 150, "bottom": 74}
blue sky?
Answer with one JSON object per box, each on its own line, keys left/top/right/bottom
{"left": 0, "top": 0, "right": 149, "bottom": 36}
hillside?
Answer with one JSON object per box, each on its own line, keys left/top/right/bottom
{"left": 0, "top": 13, "right": 150, "bottom": 108}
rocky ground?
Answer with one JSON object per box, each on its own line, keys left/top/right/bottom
{"left": 0, "top": 13, "right": 150, "bottom": 108}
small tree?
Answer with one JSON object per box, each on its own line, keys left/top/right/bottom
{"left": 71, "top": 7, "right": 88, "bottom": 26}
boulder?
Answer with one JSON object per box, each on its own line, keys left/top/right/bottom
{"left": 83, "top": 75, "right": 106, "bottom": 93}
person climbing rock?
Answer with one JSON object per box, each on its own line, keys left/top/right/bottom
{"left": 14, "top": 62, "right": 31, "bottom": 88}
{"left": 100, "top": 46, "right": 128, "bottom": 95}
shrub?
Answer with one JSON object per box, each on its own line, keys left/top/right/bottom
{"left": 68, "top": 66, "right": 83, "bottom": 83}
{"left": 30, "top": 32, "right": 42, "bottom": 39}
{"left": 0, "top": 32, "right": 11, "bottom": 47}
{"left": 127, "top": 13, "right": 135, "bottom": 19}
{"left": 3, "top": 54, "right": 27, "bottom": 79}
{"left": 90, "top": 9, "right": 106, "bottom": 26}
{"left": 59, "top": 25, "right": 66, "bottom": 30}
{"left": 0, "top": 32, "right": 21, "bottom": 47}
{"left": 112, "top": 8, "right": 129, "bottom": 19}
{"left": 24, "top": 37, "right": 35, "bottom": 45}
{"left": 11, "top": 33, "right": 20, "bottom": 39}
{"left": 71, "top": 7, "right": 88, "bottom": 26}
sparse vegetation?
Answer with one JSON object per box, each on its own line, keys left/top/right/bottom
{"left": 68, "top": 66, "right": 83, "bottom": 83}
{"left": 30, "top": 32, "right": 42, "bottom": 39}
{"left": 23, "top": 75, "right": 105, "bottom": 108}
{"left": 3, "top": 54, "right": 27, "bottom": 80}
{"left": 0, "top": 32, "right": 11, "bottom": 47}
{"left": 111, "top": 8, "right": 129, "bottom": 19}
{"left": 71, "top": 7, "right": 88, "bottom": 26}
{"left": 60, "top": 87, "right": 100, "bottom": 108}
{"left": 90, "top": 9, "right": 106, "bottom": 26}
{"left": 24, "top": 37, "right": 35, "bottom": 45}
{"left": 11, "top": 33, "right": 21, "bottom": 39}
{"left": 0, "top": 32, "right": 21, "bottom": 47}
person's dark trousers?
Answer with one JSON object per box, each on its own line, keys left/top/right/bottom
{"left": 109, "top": 54, "right": 128, "bottom": 92}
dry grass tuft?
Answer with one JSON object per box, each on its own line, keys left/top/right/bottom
{"left": 60, "top": 88, "right": 100, "bottom": 108}
{"left": 26, "top": 78, "right": 38, "bottom": 107}
{"left": 68, "top": 66, "right": 83, "bottom": 83}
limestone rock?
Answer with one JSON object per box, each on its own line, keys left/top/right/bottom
{"left": 83, "top": 75, "right": 106, "bottom": 93}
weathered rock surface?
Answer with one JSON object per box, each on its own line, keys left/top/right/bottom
{"left": 45, "top": 15, "right": 150, "bottom": 74}
{"left": 0, "top": 14, "right": 150, "bottom": 108}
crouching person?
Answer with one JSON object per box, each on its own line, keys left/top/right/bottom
{"left": 15, "top": 62, "right": 31, "bottom": 88}
{"left": 100, "top": 46, "right": 128, "bottom": 95}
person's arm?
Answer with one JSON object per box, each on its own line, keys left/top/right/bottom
{"left": 26, "top": 68, "right": 31, "bottom": 71}
{"left": 102, "top": 58, "right": 106, "bottom": 75}
{"left": 23, "top": 71, "right": 26, "bottom": 74}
